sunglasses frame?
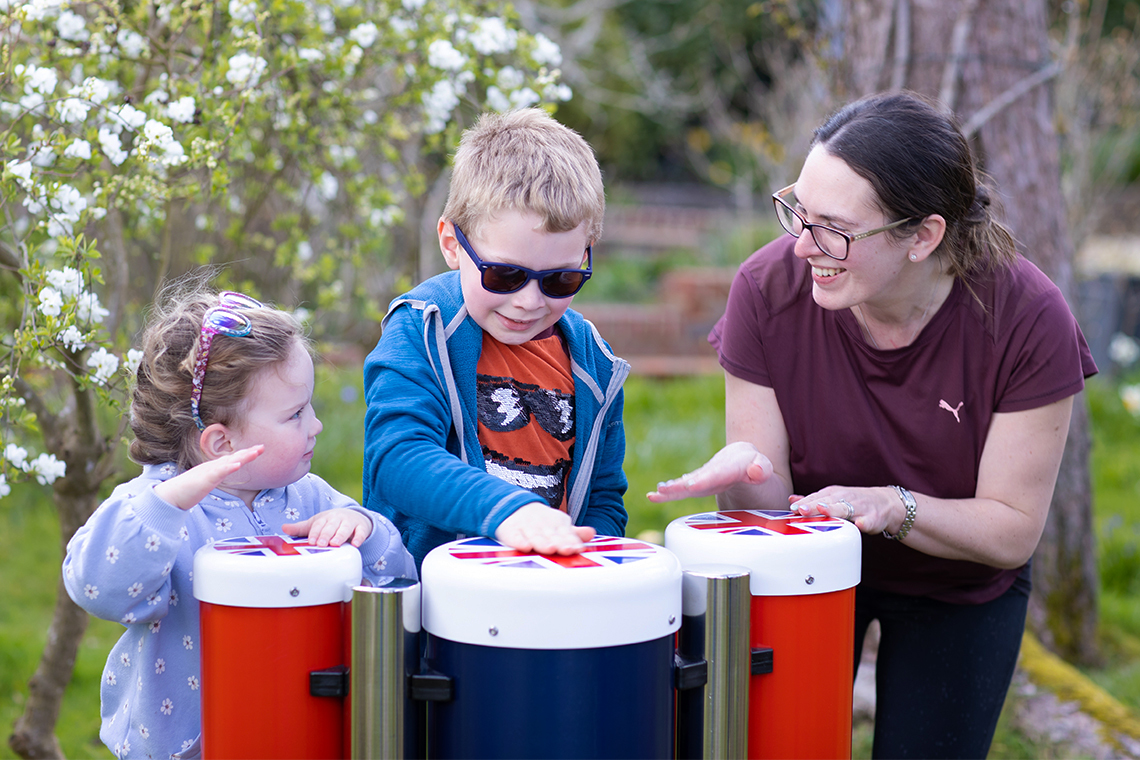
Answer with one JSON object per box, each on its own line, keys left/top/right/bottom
{"left": 452, "top": 223, "right": 592, "bottom": 299}
{"left": 190, "top": 291, "right": 264, "bottom": 431}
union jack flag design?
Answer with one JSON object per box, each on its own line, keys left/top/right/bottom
{"left": 446, "top": 535, "right": 659, "bottom": 570}
{"left": 682, "top": 510, "right": 845, "bottom": 537}
{"left": 212, "top": 535, "right": 338, "bottom": 557}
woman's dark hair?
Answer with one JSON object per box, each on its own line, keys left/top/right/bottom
{"left": 129, "top": 274, "right": 307, "bottom": 471}
{"left": 812, "top": 90, "right": 1017, "bottom": 277}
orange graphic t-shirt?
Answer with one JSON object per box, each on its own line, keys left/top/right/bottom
{"left": 476, "top": 330, "right": 575, "bottom": 512}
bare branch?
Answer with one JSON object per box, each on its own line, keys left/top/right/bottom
{"left": 938, "top": 0, "right": 981, "bottom": 111}
{"left": 890, "top": 0, "right": 910, "bottom": 92}
{"left": 961, "top": 59, "right": 1063, "bottom": 138}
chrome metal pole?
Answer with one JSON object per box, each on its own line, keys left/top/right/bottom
{"left": 351, "top": 579, "right": 421, "bottom": 759}
{"left": 677, "top": 565, "right": 751, "bottom": 759}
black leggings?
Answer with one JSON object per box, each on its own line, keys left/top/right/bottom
{"left": 854, "top": 583, "right": 1029, "bottom": 760}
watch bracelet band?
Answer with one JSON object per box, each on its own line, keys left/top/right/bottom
{"left": 884, "top": 485, "right": 917, "bottom": 541}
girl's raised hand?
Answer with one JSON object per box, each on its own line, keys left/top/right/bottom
{"left": 152, "top": 446, "right": 264, "bottom": 510}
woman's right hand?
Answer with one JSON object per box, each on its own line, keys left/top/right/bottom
{"left": 152, "top": 445, "right": 264, "bottom": 510}
{"left": 646, "top": 441, "right": 774, "bottom": 503}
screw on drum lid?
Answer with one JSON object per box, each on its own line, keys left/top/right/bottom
{"left": 193, "top": 534, "right": 363, "bottom": 608}
{"left": 421, "top": 536, "right": 682, "bottom": 650}
{"left": 665, "top": 510, "right": 861, "bottom": 596}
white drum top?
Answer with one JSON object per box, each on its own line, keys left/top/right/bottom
{"left": 665, "top": 510, "right": 861, "bottom": 596}
{"left": 422, "top": 536, "right": 682, "bottom": 650}
{"left": 193, "top": 534, "right": 362, "bottom": 608}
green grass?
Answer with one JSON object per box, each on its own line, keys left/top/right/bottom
{"left": 6, "top": 364, "right": 1140, "bottom": 756}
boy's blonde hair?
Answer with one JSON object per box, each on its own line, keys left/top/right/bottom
{"left": 442, "top": 109, "right": 605, "bottom": 243}
{"left": 129, "top": 275, "right": 307, "bottom": 471}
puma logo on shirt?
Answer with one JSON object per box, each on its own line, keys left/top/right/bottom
{"left": 939, "top": 399, "right": 964, "bottom": 423}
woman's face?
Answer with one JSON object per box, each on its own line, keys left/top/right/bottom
{"left": 791, "top": 145, "right": 913, "bottom": 312}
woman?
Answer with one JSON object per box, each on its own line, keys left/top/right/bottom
{"left": 649, "top": 91, "right": 1097, "bottom": 758}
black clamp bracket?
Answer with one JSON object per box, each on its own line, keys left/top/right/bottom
{"left": 751, "top": 646, "right": 774, "bottom": 675}
{"left": 674, "top": 652, "right": 709, "bottom": 690}
{"left": 309, "top": 665, "right": 349, "bottom": 697}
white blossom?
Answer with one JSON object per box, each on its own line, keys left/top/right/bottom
{"left": 427, "top": 40, "right": 467, "bottom": 72}
{"left": 5, "top": 444, "right": 28, "bottom": 470}
{"left": 544, "top": 83, "right": 573, "bottom": 102}
{"left": 1109, "top": 333, "right": 1140, "bottom": 367}
{"left": 56, "top": 9, "right": 88, "bottom": 41}
{"left": 402, "top": 0, "right": 425, "bottom": 10}
{"left": 166, "top": 96, "right": 195, "bottom": 123}
{"left": 24, "top": 64, "right": 58, "bottom": 95}
{"left": 58, "top": 325, "right": 85, "bottom": 352}
{"left": 63, "top": 139, "right": 92, "bottom": 160}
{"left": 98, "top": 128, "right": 128, "bottom": 165}
{"left": 86, "top": 346, "right": 119, "bottom": 385}
{"left": 349, "top": 22, "right": 379, "bottom": 48}
{"left": 57, "top": 97, "right": 90, "bottom": 123}
{"left": 29, "top": 452, "right": 66, "bottom": 485}
{"left": 22, "top": 0, "right": 64, "bottom": 22}
{"left": 485, "top": 86, "right": 510, "bottom": 112}
{"left": 469, "top": 17, "right": 517, "bottom": 55}
{"left": 422, "top": 79, "right": 459, "bottom": 133}
{"left": 117, "top": 29, "right": 148, "bottom": 58}
{"left": 509, "top": 87, "right": 540, "bottom": 109}
{"left": 297, "top": 241, "right": 313, "bottom": 261}
{"left": 317, "top": 172, "right": 338, "bottom": 201}
{"left": 297, "top": 48, "right": 324, "bottom": 62}
{"left": 76, "top": 291, "right": 110, "bottom": 323}
{"left": 76, "top": 77, "right": 111, "bottom": 104}
{"left": 113, "top": 103, "right": 147, "bottom": 131}
{"left": 1122, "top": 384, "right": 1140, "bottom": 417}
{"left": 6, "top": 159, "right": 34, "bottom": 189}
{"left": 46, "top": 267, "right": 83, "bottom": 297}
{"left": 0, "top": 473, "right": 9, "bottom": 498}
{"left": 532, "top": 33, "right": 562, "bottom": 67}
{"left": 228, "top": 0, "right": 256, "bottom": 24}
{"left": 496, "top": 66, "right": 525, "bottom": 90}
{"left": 125, "top": 349, "right": 143, "bottom": 375}
{"left": 38, "top": 286, "right": 63, "bottom": 316}
{"left": 226, "top": 52, "right": 268, "bottom": 87}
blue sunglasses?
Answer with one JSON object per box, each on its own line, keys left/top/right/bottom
{"left": 453, "top": 223, "right": 592, "bottom": 299}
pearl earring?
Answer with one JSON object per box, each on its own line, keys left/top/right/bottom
{"left": 910, "top": 254, "right": 917, "bottom": 261}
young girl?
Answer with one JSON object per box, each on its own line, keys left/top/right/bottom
{"left": 63, "top": 283, "right": 415, "bottom": 760}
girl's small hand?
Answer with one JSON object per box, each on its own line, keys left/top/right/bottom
{"left": 153, "top": 446, "right": 264, "bottom": 511}
{"left": 647, "top": 442, "right": 774, "bottom": 503}
{"left": 283, "top": 508, "right": 374, "bottom": 547}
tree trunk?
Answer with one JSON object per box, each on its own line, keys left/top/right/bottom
{"left": 832, "top": 0, "right": 1100, "bottom": 664}
{"left": 8, "top": 489, "right": 100, "bottom": 759}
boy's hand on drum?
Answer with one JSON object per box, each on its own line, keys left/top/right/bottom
{"left": 647, "top": 442, "right": 774, "bottom": 502}
{"left": 283, "top": 508, "right": 374, "bottom": 547}
{"left": 495, "top": 502, "right": 596, "bottom": 555}
{"left": 153, "top": 446, "right": 264, "bottom": 511}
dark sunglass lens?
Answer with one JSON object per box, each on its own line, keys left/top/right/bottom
{"left": 541, "top": 272, "right": 586, "bottom": 298}
{"left": 482, "top": 265, "right": 528, "bottom": 293}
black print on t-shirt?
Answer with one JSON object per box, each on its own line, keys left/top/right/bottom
{"left": 476, "top": 374, "right": 575, "bottom": 442}
{"left": 482, "top": 449, "right": 572, "bottom": 509}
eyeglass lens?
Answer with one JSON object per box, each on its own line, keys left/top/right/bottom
{"left": 773, "top": 197, "right": 849, "bottom": 260}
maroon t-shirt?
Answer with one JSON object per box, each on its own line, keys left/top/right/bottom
{"left": 711, "top": 235, "right": 1097, "bottom": 604}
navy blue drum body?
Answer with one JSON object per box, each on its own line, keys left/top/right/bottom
{"left": 421, "top": 536, "right": 682, "bottom": 760}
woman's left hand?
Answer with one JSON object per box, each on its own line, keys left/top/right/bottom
{"left": 790, "top": 486, "right": 901, "bottom": 535}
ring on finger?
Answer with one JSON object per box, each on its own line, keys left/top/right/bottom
{"left": 838, "top": 498, "right": 855, "bottom": 521}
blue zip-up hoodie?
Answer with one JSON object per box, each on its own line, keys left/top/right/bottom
{"left": 362, "top": 271, "right": 630, "bottom": 568}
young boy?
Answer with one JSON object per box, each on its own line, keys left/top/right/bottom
{"left": 362, "top": 108, "right": 629, "bottom": 569}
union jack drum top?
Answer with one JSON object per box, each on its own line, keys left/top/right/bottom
{"left": 421, "top": 536, "right": 682, "bottom": 650}
{"left": 664, "top": 510, "right": 861, "bottom": 596}
{"left": 193, "top": 534, "right": 362, "bottom": 608}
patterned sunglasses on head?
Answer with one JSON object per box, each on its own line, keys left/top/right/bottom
{"left": 453, "top": 223, "right": 592, "bottom": 298}
{"left": 190, "top": 291, "right": 263, "bottom": 431}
